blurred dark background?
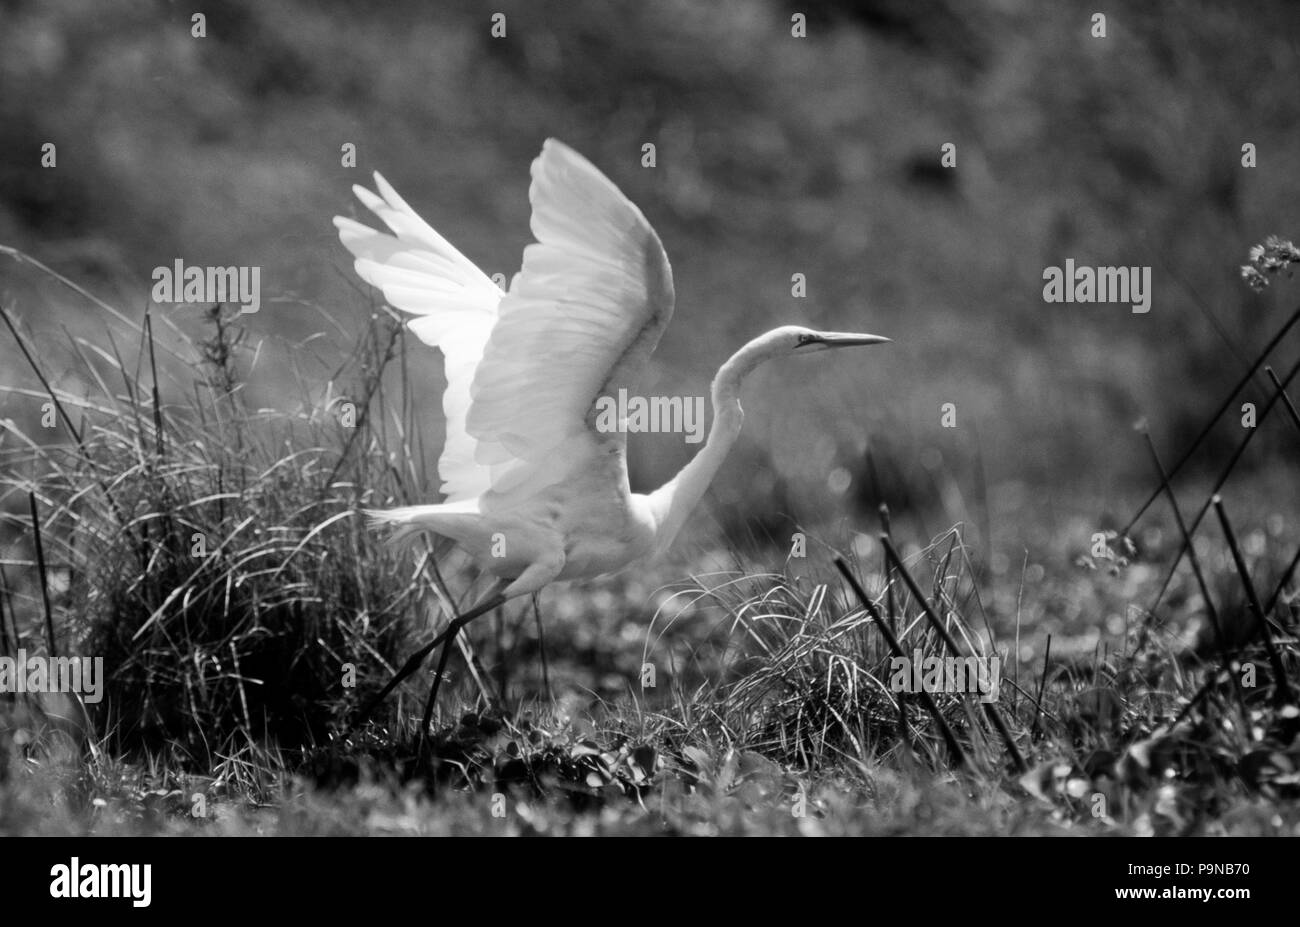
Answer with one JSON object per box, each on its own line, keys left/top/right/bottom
{"left": 2, "top": 0, "right": 1298, "bottom": 569}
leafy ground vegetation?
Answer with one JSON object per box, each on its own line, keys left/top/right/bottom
{"left": 0, "top": 242, "right": 1297, "bottom": 836}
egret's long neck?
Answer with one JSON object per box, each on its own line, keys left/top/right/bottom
{"left": 646, "top": 334, "right": 782, "bottom": 553}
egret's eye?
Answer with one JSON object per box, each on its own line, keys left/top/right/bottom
{"left": 796, "top": 333, "right": 818, "bottom": 348}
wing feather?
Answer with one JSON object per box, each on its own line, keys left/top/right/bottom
{"left": 334, "top": 139, "right": 675, "bottom": 509}
{"left": 466, "top": 140, "right": 675, "bottom": 498}
{"left": 333, "top": 178, "right": 502, "bottom": 502}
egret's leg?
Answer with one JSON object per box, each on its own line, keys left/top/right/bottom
{"left": 417, "top": 616, "right": 462, "bottom": 750}
{"left": 533, "top": 592, "right": 553, "bottom": 702}
{"left": 356, "top": 637, "right": 441, "bottom": 724}
{"left": 356, "top": 584, "right": 508, "bottom": 724}
{"left": 494, "top": 605, "right": 508, "bottom": 696}
{"left": 415, "top": 595, "right": 509, "bottom": 754}
{"left": 413, "top": 588, "right": 514, "bottom": 747}
{"left": 405, "top": 556, "right": 563, "bottom": 742}
{"left": 426, "top": 550, "right": 497, "bottom": 707}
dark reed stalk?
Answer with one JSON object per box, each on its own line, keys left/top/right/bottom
{"left": 1029, "top": 633, "right": 1052, "bottom": 742}
{"left": 28, "top": 492, "right": 57, "bottom": 658}
{"left": 0, "top": 563, "right": 17, "bottom": 656}
{"left": 1211, "top": 496, "right": 1292, "bottom": 705}
{"left": 881, "top": 536, "right": 1028, "bottom": 774}
{"left": 145, "top": 310, "right": 166, "bottom": 459}
{"left": 877, "top": 505, "right": 907, "bottom": 737}
{"left": 1265, "top": 366, "right": 1300, "bottom": 433}
{"left": 833, "top": 557, "right": 965, "bottom": 769}
{"left": 1143, "top": 358, "right": 1300, "bottom": 620}
{"left": 1123, "top": 304, "right": 1300, "bottom": 536}
{"left": 1140, "top": 430, "right": 1249, "bottom": 725}
{"left": 878, "top": 502, "right": 899, "bottom": 640}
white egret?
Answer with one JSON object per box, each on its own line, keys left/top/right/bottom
{"left": 334, "top": 139, "right": 889, "bottom": 723}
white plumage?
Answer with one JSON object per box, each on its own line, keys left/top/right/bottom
{"left": 336, "top": 140, "right": 670, "bottom": 509}
{"left": 336, "top": 139, "right": 889, "bottom": 713}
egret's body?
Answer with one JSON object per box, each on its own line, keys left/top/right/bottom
{"left": 335, "top": 139, "right": 888, "bottom": 718}
{"left": 382, "top": 476, "right": 657, "bottom": 593}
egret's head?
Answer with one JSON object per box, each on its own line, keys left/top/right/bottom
{"left": 715, "top": 324, "right": 893, "bottom": 401}
{"left": 782, "top": 325, "right": 891, "bottom": 355}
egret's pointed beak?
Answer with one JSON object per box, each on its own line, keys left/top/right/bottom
{"left": 813, "top": 331, "right": 892, "bottom": 347}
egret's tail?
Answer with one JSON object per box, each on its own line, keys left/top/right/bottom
{"left": 362, "top": 501, "right": 484, "bottom": 550}
{"left": 363, "top": 505, "right": 442, "bottom": 548}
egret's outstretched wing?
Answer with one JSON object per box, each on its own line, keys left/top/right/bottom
{"left": 467, "top": 139, "right": 675, "bottom": 500}
{"left": 335, "top": 139, "right": 674, "bottom": 507}
{"left": 334, "top": 174, "right": 504, "bottom": 502}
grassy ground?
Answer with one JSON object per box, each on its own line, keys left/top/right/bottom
{"left": 1, "top": 243, "right": 1298, "bottom": 835}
